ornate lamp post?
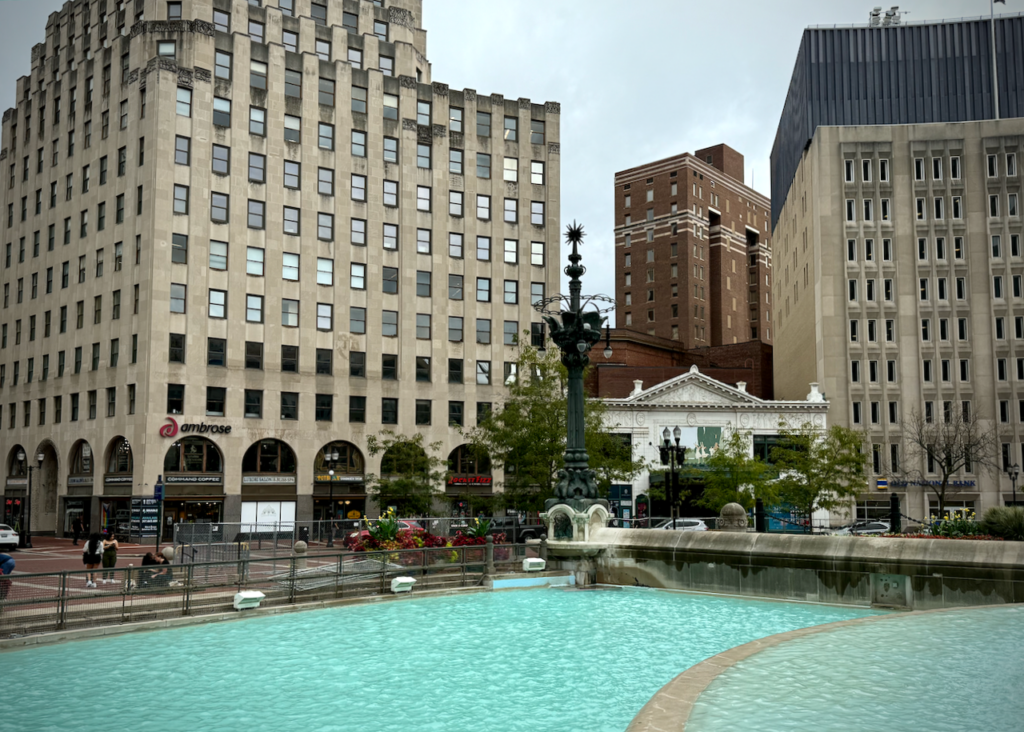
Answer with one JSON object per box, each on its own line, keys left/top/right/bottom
{"left": 1006, "top": 462, "right": 1020, "bottom": 506}
{"left": 534, "top": 223, "right": 615, "bottom": 536}
{"left": 16, "top": 450, "right": 44, "bottom": 549}
{"left": 659, "top": 427, "right": 688, "bottom": 529}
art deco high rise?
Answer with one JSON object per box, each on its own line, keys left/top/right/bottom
{"left": 0, "top": 0, "right": 561, "bottom": 536}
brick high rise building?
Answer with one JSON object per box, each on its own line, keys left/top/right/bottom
{"left": 614, "top": 144, "right": 772, "bottom": 348}
{"left": 0, "top": 0, "right": 561, "bottom": 536}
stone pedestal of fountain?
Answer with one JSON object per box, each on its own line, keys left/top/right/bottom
{"left": 718, "top": 503, "right": 749, "bottom": 532}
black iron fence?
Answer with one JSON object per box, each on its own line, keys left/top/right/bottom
{"left": 172, "top": 518, "right": 550, "bottom": 559}
{"left": 0, "top": 542, "right": 541, "bottom": 641}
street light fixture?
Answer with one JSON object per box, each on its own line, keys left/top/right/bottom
{"left": 325, "top": 468, "right": 336, "bottom": 547}
{"left": 659, "top": 427, "right": 688, "bottom": 530}
{"left": 16, "top": 450, "right": 43, "bottom": 549}
{"left": 1006, "top": 462, "right": 1020, "bottom": 506}
{"left": 532, "top": 222, "right": 616, "bottom": 518}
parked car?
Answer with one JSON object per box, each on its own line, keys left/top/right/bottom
{"left": 828, "top": 520, "right": 891, "bottom": 536}
{"left": 653, "top": 518, "right": 709, "bottom": 532}
{"left": 0, "top": 524, "right": 18, "bottom": 551}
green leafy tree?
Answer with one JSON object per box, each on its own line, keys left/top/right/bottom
{"left": 698, "top": 429, "right": 775, "bottom": 511}
{"left": 364, "top": 430, "right": 448, "bottom": 516}
{"left": 770, "top": 423, "right": 868, "bottom": 526}
{"left": 465, "top": 341, "right": 644, "bottom": 511}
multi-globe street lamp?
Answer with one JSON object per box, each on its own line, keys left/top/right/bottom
{"left": 533, "top": 222, "right": 615, "bottom": 518}
{"left": 16, "top": 450, "right": 44, "bottom": 549}
{"left": 1006, "top": 462, "right": 1020, "bottom": 506}
{"left": 659, "top": 427, "right": 688, "bottom": 530}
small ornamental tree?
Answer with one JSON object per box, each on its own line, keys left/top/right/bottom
{"left": 898, "top": 409, "right": 999, "bottom": 518}
{"left": 465, "top": 341, "right": 644, "bottom": 511}
{"left": 364, "top": 430, "right": 448, "bottom": 517}
{"left": 770, "top": 423, "right": 868, "bottom": 526}
{"left": 698, "top": 429, "right": 775, "bottom": 511}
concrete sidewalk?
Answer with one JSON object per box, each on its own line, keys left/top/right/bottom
{"left": 3, "top": 536, "right": 168, "bottom": 575}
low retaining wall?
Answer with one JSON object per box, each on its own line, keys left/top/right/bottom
{"left": 573, "top": 528, "right": 1024, "bottom": 609}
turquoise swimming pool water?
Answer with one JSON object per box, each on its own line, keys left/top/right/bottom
{"left": 687, "top": 605, "right": 1024, "bottom": 732}
{"left": 0, "top": 589, "right": 882, "bottom": 732}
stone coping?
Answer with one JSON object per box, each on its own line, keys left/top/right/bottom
{"left": 588, "top": 527, "right": 1024, "bottom": 570}
{"left": 625, "top": 603, "right": 1021, "bottom": 732}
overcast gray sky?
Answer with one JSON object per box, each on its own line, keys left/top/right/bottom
{"left": 0, "top": 0, "right": 1001, "bottom": 318}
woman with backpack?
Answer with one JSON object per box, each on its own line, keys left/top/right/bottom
{"left": 82, "top": 533, "right": 103, "bottom": 588}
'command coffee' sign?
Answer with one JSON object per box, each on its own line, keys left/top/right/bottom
{"left": 159, "top": 417, "right": 232, "bottom": 437}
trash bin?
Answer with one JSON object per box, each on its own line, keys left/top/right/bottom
{"left": 298, "top": 526, "right": 310, "bottom": 544}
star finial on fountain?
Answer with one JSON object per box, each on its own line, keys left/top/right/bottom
{"left": 565, "top": 221, "right": 585, "bottom": 245}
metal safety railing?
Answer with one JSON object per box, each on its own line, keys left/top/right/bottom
{"left": 172, "top": 518, "right": 551, "bottom": 559}
{"left": 0, "top": 541, "right": 542, "bottom": 641}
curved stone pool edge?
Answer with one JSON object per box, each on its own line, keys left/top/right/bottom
{"left": 624, "top": 603, "right": 1023, "bottom": 732}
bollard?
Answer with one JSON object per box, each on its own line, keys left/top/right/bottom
{"left": 754, "top": 498, "right": 766, "bottom": 533}
{"left": 485, "top": 534, "right": 495, "bottom": 575}
{"left": 293, "top": 540, "right": 308, "bottom": 570}
{"left": 889, "top": 492, "right": 902, "bottom": 534}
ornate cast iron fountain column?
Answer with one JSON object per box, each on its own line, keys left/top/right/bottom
{"left": 534, "top": 223, "right": 615, "bottom": 522}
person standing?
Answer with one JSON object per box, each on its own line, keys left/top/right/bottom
{"left": 100, "top": 532, "right": 119, "bottom": 584}
{"left": 71, "top": 515, "right": 84, "bottom": 546}
{"left": 0, "top": 553, "right": 13, "bottom": 601}
{"left": 82, "top": 533, "right": 103, "bottom": 588}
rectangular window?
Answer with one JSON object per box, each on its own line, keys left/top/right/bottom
{"left": 382, "top": 310, "right": 398, "bottom": 337}
{"left": 350, "top": 307, "right": 366, "bottom": 334}
{"left": 477, "top": 153, "right": 491, "bottom": 179}
{"left": 246, "top": 294, "right": 264, "bottom": 323}
{"left": 250, "top": 107, "right": 266, "bottom": 136}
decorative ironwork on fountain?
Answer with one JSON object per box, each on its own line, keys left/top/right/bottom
{"left": 534, "top": 222, "right": 615, "bottom": 542}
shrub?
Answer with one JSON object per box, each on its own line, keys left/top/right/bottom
{"left": 980, "top": 506, "right": 1024, "bottom": 541}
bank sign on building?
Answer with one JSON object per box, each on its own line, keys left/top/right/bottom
{"left": 601, "top": 366, "right": 830, "bottom": 521}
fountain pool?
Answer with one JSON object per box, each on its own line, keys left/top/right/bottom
{"left": 0, "top": 588, "right": 884, "bottom": 732}
{"left": 688, "top": 605, "right": 1024, "bottom": 732}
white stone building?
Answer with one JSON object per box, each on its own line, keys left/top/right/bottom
{"left": 601, "top": 365, "right": 830, "bottom": 523}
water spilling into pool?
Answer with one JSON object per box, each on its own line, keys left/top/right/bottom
{"left": 687, "top": 605, "right": 1024, "bottom": 732}
{"left": 0, "top": 588, "right": 882, "bottom": 732}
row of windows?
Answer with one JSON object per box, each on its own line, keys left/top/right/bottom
{"left": 843, "top": 154, "right": 1019, "bottom": 185}
{"left": 0, "top": 390, "right": 498, "bottom": 429}
{"left": 0, "top": 387, "right": 134, "bottom": 428}
{"left": 173, "top": 87, "right": 548, "bottom": 181}
{"left": 169, "top": 285, "right": 538, "bottom": 338}
{"left": 166, "top": 187, "right": 544, "bottom": 240}
{"left": 164, "top": 386, "right": 488, "bottom": 428}
{"left": 843, "top": 193, "right": 1019, "bottom": 223}
{"left": 0, "top": 336, "right": 137, "bottom": 387}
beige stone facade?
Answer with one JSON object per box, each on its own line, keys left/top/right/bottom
{"left": 0, "top": 0, "right": 561, "bottom": 536}
{"left": 773, "top": 119, "right": 1024, "bottom": 520}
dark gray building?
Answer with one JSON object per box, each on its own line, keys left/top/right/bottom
{"left": 771, "top": 13, "right": 1024, "bottom": 230}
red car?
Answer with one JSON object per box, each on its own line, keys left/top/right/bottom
{"left": 347, "top": 520, "right": 425, "bottom": 541}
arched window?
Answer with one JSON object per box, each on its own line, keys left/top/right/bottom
{"left": 107, "top": 437, "right": 133, "bottom": 474}
{"left": 314, "top": 442, "right": 364, "bottom": 474}
{"left": 242, "top": 440, "right": 296, "bottom": 474}
{"left": 448, "top": 445, "right": 491, "bottom": 476}
{"left": 7, "top": 446, "right": 27, "bottom": 477}
{"left": 164, "top": 437, "right": 223, "bottom": 473}
{"left": 69, "top": 441, "right": 94, "bottom": 475}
